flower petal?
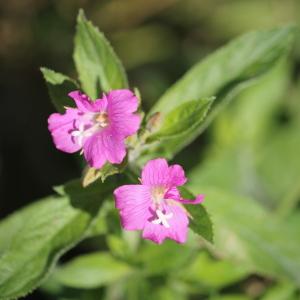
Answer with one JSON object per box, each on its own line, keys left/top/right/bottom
{"left": 114, "top": 185, "right": 152, "bottom": 230}
{"left": 164, "top": 187, "right": 181, "bottom": 201}
{"left": 104, "top": 133, "right": 126, "bottom": 164}
{"left": 141, "top": 159, "right": 187, "bottom": 188}
{"left": 106, "top": 89, "right": 141, "bottom": 137}
{"left": 82, "top": 133, "right": 106, "bottom": 168}
{"left": 68, "top": 91, "right": 96, "bottom": 112}
{"left": 93, "top": 95, "right": 108, "bottom": 112}
{"left": 168, "top": 164, "right": 187, "bottom": 186}
{"left": 48, "top": 108, "right": 81, "bottom": 153}
{"left": 141, "top": 158, "right": 169, "bottom": 186}
{"left": 110, "top": 113, "right": 141, "bottom": 137}
{"left": 142, "top": 204, "right": 189, "bottom": 244}
{"left": 83, "top": 129, "right": 126, "bottom": 168}
{"left": 107, "top": 89, "right": 139, "bottom": 115}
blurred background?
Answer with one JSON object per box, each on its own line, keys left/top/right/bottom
{"left": 1, "top": 0, "right": 300, "bottom": 299}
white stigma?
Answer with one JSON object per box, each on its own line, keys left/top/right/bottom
{"left": 152, "top": 209, "right": 173, "bottom": 228}
{"left": 71, "top": 112, "right": 109, "bottom": 147}
{"left": 71, "top": 123, "right": 92, "bottom": 147}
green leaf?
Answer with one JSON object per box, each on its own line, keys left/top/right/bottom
{"left": 142, "top": 27, "right": 294, "bottom": 160}
{"left": 256, "top": 121, "right": 300, "bottom": 216}
{"left": 186, "top": 61, "right": 299, "bottom": 211}
{"left": 41, "top": 67, "right": 78, "bottom": 113}
{"left": 211, "top": 59, "right": 290, "bottom": 149}
{"left": 0, "top": 179, "right": 114, "bottom": 300}
{"left": 185, "top": 203, "right": 214, "bottom": 244}
{"left": 74, "top": 9, "right": 128, "bottom": 99}
{"left": 178, "top": 252, "right": 251, "bottom": 289}
{"left": 187, "top": 186, "right": 300, "bottom": 286}
{"left": 138, "top": 240, "right": 194, "bottom": 276}
{"left": 179, "top": 187, "right": 213, "bottom": 243}
{"left": 53, "top": 252, "right": 133, "bottom": 289}
{"left": 147, "top": 97, "right": 214, "bottom": 143}
{"left": 261, "top": 282, "right": 297, "bottom": 300}
{"left": 151, "top": 26, "right": 294, "bottom": 115}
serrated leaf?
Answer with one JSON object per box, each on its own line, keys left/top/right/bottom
{"left": 147, "top": 97, "right": 214, "bottom": 143}
{"left": 74, "top": 9, "right": 128, "bottom": 99}
{"left": 178, "top": 187, "right": 213, "bottom": 243}
{"left": 0, "top": 179, "right": 115, "bottom": 300}
{"left": 53, "top": 252, "right": 133, "bottom": 289}
{"left": 140, "top": 26, "right": 295, "bottom": 161}
{"left": 186, "top": 204, "right": 214, "bottom": 244}
{"left": 41, "top": 67, "right": 78, "bottom": 113}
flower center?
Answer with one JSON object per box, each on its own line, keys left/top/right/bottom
{"left": 94, "top": 112, "right": 109, "bottom": 128}
{"left": 71, "top": 123, "right": 92, "bottom": 147}
{"left": 152, "top": 209, "right": 173, "bottom": 228}
{"left": 71, "top": 112, "right": 109, "bottom": 147}
{"left": 151, "top": 186, "right": 166, "bottom": 205}
{"left": 150, "top": 186, "right": 173, "bottom": 228}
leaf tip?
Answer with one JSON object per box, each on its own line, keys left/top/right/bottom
{"left": 77, "top": 8, "right": 86, "bottom": 23}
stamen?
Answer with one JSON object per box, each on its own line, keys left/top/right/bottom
{"left": 95, "top": 112, "right": 109, "bottom": 127}
{"left": 71, "top": 123, "right": 94, "bottom": 147}
{"left": 71, "top": 112, "right": 109, "bottom": 147}
{"left": 152, "top": 209, "right": 173, "bottom": 228}
{"left": 151, "top": 186, "right": 166, "bottom": 205}
{"left": 71, "top": 123, "right": 86, "bottom": 147}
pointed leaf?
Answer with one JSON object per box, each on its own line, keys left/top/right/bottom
{"left": 147, "top": 97, "right": 214, "bottom": 143}
{"left": 179, "top": 186, "right": 213, "bottom": 243}
{"left": 41, "top": 67, "right": 78, "bottom": 113}
{"left": 142, "top": 26, "right": 295, "bottom": 160}
{"left": 74, "top": 9, "right": 128, "bottom": 99}
{"left": 151, "top": 26, "right": 294, "bottom": 115}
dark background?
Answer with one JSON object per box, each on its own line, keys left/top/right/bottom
{"left": 0, "top": 1, "right": 299, "bottom": 298}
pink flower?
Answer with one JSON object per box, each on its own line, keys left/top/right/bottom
{"left": 48, "top": 90, "right": 140, "bottom": 168}
{"left": 114, "top": 158, "right": 204, "bottom": 244}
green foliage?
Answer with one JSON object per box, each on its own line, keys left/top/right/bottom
{"left": 186, "top": 204, "right": 213, "bottom": 244}
{"left": 261, "top": 282, "right": 297, "bottom": 300}
{"left": 82, "top": 158, "right": 128, "bottom": 187}
{"left": 147, "top": 97, "right": 214, "bottom": 143}
{"left": 73, "top": 9, "right": 128, "bottom": 99}
{"left": 8, "top": 7, "right": 300, "bottom": 300}
{"left": 151, "top": 26, "right": 294, "bottom": 115}
{"left": 179, "top": 186, "right": 213, "bottom": 243}
{"left": 187, "top": 186, "right": 300, "bottom": 286}
{"left": 211, "top": 59, "right": 290, "bottom": 148}
{"left": 137, "top": 240, "right": 194, "bottom": 276}
{"left": 141, "top": 26, "right": 295, "bottom": 161}
{"left": 178, "top": 252, "right": 251, "bottom": 289}
{"left": 257, "top": 121, "right": 300, "bottom": 215}
{"left": 188, "top": 60, "right": 300, "bottom": 215}
{"left": 40, "top": 67, "right": 78, "bottom": 112}
{"left": 0, "top": 180, "right": 114, "bottom": 300}
{"left": 53, "top": 252, "right": 133, "bottom": 289}
{"left": 210, "top": 295, "right": 251, "bottom": 300}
